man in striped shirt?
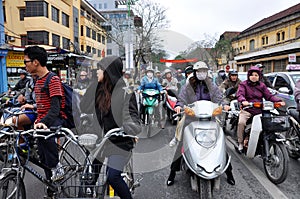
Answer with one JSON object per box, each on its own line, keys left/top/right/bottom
{"left": 24, "top": 46, "right": 65, "bottom": 196}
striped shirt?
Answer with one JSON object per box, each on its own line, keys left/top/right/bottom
{"left": 34, "top": 73, "right": 66, "bottom": 123}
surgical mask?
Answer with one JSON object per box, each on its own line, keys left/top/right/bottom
{"left": 196, "top": 71, "right": 207, "bottom": 80}
{"left": 147, "top": 72, "right": 153, "bottom": 78}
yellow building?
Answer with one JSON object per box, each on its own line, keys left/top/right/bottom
{"left": 232, "top": 3, "right": 300, "bottom": 72}
{"left": 3, "top": 0, "right": 107, "bottom": 81}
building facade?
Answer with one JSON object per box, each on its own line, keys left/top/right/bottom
{"left": 87, "top": 0, "right": 134, "bottom": 59}
{"left": 231, "top": 3, "right": 300, "bottom": 73}
{"left": 3, "top": 0, "right": 107, "bottom": 83}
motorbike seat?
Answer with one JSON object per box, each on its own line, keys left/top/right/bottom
{"left": 289, "top": 109, "right": 300, "bottom": 124}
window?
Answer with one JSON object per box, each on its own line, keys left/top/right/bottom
{"left": 86, "top": 27, "right": 91, "bottom": 37}
{"left": 249, "top": 39, "right": 255, "bottom": 51}
{"left": 3, "top": 6, "right": 6, "bottom": 22}
{"left": 86, "top": 46, "right": 91, "bottom": 53}
{"left": 80, "top": 26, "right": 84, "bottom": 36}
{"left": 104, "top": 3, "right": 107, "bottom": 9}
{"left": 20, "top": 8, "right": 25, "bottom": 21}
{"left": 274, "top": 76, "right": 291, "bottom": 92}
{"left": 52, "top": 34, "right": 60, "bottom": 47}
{"left": 62, "top": 12, "right": 69, "bottom": 27}
{"left": 92, "top": 29, "right": 96, "bottom": 40}
{"left": 99, "top": 4, "right": 102, "bottom": 9}
{"left": 21, "top": 35, "right": 27, "bottom": 46}
{"left": 51, "top": 6, "right": 59, "bottom": 23}
{"left": 81, "top": 45, "right": 84, "bottom": 51}
{"left": 102, "top": 35, "right": 105, "bottom": 44}
{"left": 277, "top": 32, "right": 281, "bottom": 42}
{"left": 98, "top": 49, "right": 101, "bottom": 57}
{"left": 92, "top": 48, "right": 96, "bottom": 54}
{"left": 262, "top": 36, "right": 268, "bottom": 45}
{"left": 296, "top": 26, "right": 300, "bottom": 38}
{"left": 282, "top": 31, "right": 285, "bottom": 41}
{"left": 27, "top": 31, "right": 49, "bottom": 45}
{"left": 107, "top": 37, "right": 112, "bottom": 43}
{"left": 62, "top": 37, "right": 70, "bottom": 50}
{"left": 26, "top": 1, "right": 48, "bottom": 17}
{"left": 107, "top": 49, "right": 112, "bottom": 55}
{"left": 97, "top": 33, "right": 101, "bottom": 42}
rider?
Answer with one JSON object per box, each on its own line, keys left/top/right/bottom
{"left": 215, "top": 69, "right": 228, "bottom": 86}
{"left": 175, "top": 69, "right": 184, "bottom": 82}
{"left": 162, "top": 69, "right": 178, "bottom": 97}
{"left": 166, "top": 61, "right": 235, "bottom": 186}
{"left": 75, "top": 71, "right": 90, "bottom": 90}
{"left": 9, "top": 69, "right": 31, "bottom": 92}
{"left": 179, "top": 65, "right": 194, "bottom": 89}
{"left": 236, "top": 66, "right": 285, "bottom": 153}
{"left": 219, "top": 70, "right": 241, "bottom": 104}
{"left": 254, "top": 64, "right": 274, "bottom": 88}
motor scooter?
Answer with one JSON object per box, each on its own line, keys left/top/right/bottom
{"left": 164, "top": 89, "right": 178, "bottom": 125}
{"left": 285, "top": 106, "right": 300, "bottom": 159}
{"left": 233, "top": 101, "right": 289, "bottom": 184}
{"left": 177, "top": 100, "right": 231, "bottom": 199}
{"left": 140, "top": 89, "right": 161, "bottom": 137}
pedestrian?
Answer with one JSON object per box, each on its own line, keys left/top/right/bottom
{"left": 80, "top": 56, "right": 141, "bottom": 199}
{"left": 24, "top": 45, "right": 65, "bottom": 198}
{"left": 166, "top": 61, "right": 235, "bottom": 186}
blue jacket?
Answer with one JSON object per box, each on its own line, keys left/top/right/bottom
{"left": 138, "top": 76, "right": 163, "bottom": 92}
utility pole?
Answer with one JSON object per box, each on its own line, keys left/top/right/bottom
{"left": 0, "top": 0, "right": 8, "bottom": 93}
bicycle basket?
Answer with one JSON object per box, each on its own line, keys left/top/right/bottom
{"left": 261, "top": 116, "right": 290, "bottom": 132}
{"left": 78, "top": 134, "right": 98, "bottom": 149}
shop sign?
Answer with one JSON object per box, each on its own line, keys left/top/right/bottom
{"left": 288, "top": 54, "right": 296, "bottom": 62}
{"left": 6, "top": 51, "right": 24, "bottom": 67}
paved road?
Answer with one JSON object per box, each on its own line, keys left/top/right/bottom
{"left": 24, "top": 120, "right": 300, "bottom": 198}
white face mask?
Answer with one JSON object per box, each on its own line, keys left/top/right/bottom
{"left": 196, "top": 71, "right": 207, "bottom": 80}
{"left": 147, "top": 72, "right": 153, "bottom": 78}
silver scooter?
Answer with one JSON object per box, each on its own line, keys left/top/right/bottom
{"left": 178, "top": 100, "right": 231, "bottom": 199}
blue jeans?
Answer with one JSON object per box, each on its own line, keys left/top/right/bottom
{"left": 107, "top": 155, "right": 132, "bottom": 199}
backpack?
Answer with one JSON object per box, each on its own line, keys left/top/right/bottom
{"left": 43, "top": 72, "right": 81, "bottom": 129}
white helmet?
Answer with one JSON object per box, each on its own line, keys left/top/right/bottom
{"left": 164, "top": 68, "right": 172, "bottom": 74}
{"left": 146, "top": 66, "right": 154, "bottom": 73}
{"left": 193, "top": 61, "right": 208, "bottom": 70}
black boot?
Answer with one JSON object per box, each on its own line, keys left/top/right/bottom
{"left": 225, "top": 169, "right": 235, "bottom": 185}
{"left": 167, "top": 170, "right": 176, "bottom": 186}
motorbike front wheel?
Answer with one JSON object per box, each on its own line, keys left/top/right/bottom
{"left": 263, "top": 141, "right": 289, "bottom": 184}
{"left": 197, "top": 177, "right": 212, "bottom": 199}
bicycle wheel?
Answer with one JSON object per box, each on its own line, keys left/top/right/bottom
{"left": 58, "top": 139, "right": 89, "bottom": 198}
{"left": 0, "top": 173, "right": 26, "bottom": 199}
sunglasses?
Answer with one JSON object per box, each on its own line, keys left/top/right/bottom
{"left": 24, "top": 60, "right": 32, "bottom": 65}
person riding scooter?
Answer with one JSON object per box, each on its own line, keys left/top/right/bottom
{"left": 166, "top": 61, "right": 235, "bottom": 186}
{"left": 236, "top": 66, "right": 285, "bottom": 153}
{"left": 219, "top": 70, "right": 241, "bottom": 104}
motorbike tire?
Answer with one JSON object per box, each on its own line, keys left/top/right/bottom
{"left": 146, "top": 113, "right": 152, "bottom": 138}
{"left": 197, "top": 177, "right": 212, "bottom": 199}
{"left": 285, "top": 127, "right": 300, "bottom": 159}
{"left": 263, "top": 141, "right": 289, "bottom": 184}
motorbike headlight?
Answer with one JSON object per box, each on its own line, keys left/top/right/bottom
{"left": 195, "top": 128, "right": 217, "bottom": 148}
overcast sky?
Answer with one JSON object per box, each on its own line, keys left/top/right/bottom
{"left": 150, "top": 0, "right": 300, "bottom": 58}
{"left": 154, "top": 0, "right": 300, "bottom": 41}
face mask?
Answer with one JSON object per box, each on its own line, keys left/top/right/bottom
{"left": 196, "top": 71, "right": 207, "bottom": 80}
{"left": 147, "top": 72, "right": 153, "bottom": 78}
{"left": 219, "top": 72, "right": 225, "bottom": 76}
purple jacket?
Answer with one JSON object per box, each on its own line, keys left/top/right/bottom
{"left": 176, "top": 80, "right": 224, "bottom": 108}
{"left": 237, "top": 80, "right": 281, "bottom": 115}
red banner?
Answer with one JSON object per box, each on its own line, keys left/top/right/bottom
{"left": 160, "top": 58, "right": 198, "bottom": 63}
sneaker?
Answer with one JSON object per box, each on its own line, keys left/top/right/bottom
{"left": 237, "top": 143, "right": 243, "bottom": 154}
{"left": 51, "top": 162, "right": 64, "bottom": 182}
{"left": 169, "top": 137, "right": 178, "bottom": 147}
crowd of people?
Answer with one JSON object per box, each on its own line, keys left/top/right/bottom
{"left": 4, "top": 45, "right": 292, "bottom": 198}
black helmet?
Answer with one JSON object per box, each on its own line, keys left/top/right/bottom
{"left": 229, "top": 70, "right": 238, "bottom": 76}
{"left": 255, "top": 64, "right": 265, "bottom": 69}
{"left": 184, "top": 65, "right": 194, "bottom": 77}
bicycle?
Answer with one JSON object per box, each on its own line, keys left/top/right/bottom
{"left": 60, "top": 127, "right": 142, "bottom": 198}
{"left": 0, "top": 125, "right": 141, "bottom": 198}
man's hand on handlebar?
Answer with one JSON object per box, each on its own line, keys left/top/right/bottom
{"left": 242, "top": 101, "right": 250, "bottom": 107}
{"left": 174, "top": 106, "right": 181, "bottom": 114}
{"left": 34, "top": 122, "right": 48, "bottom": 129}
